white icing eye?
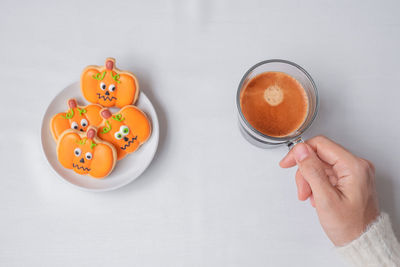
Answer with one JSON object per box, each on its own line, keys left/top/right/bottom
{"left": 80, "top": 119, "right": 88, "bottom": 127}
{"left": 114, "top": 131, "right": 123, "bottom": 140}
{"left": 74, "top": 148, "right": 81, "bottom": 157}
{"left": 85, "top": 152, "right": 92, "bottom": 160}
{"left": 120, "top": 125, "right": 129, "bottom": 136}
{"left": 109, "top": 84, "right": 116, "bottom": 92}
{"left": 100, "top": 82, "right": 106, "bottom": 90}
{"left": 71, "top": 122, "right": 79, "bottom": 130}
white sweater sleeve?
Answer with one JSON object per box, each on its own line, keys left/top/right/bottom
{"left": 336, "top": 213, "right": 400, "bottom": 267}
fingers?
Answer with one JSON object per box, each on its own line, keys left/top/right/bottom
{"left": 295, "top": 168, "right": 337, "bottom": 201}
{"left": 328, "top": 174, "right": 338, "bottom": 187}
{"left": 295, "top": 169, "right": 312, "bottom": 201}
{"left": 293, "top": 143, "right": 338, "bottom": 200}
{"left": 280, "top": 135, "right": 358, "bottom": 168}
{"left": 279, "top": 150, "right": 297, "bottom": 168}
{"left": 306, "top": 136, "right": 358, "bottom": 166}
{"left": 294, "top": 167, "right": 337, "bottom": 202}
{"left": 359, "top": 158, "right": 375, "bottom": 173}
{"left": 309, "top": 195, "right": 316, "bottom": 208}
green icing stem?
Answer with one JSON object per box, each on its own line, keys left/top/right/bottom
{"left": 112, "top": 114, "right": 125, "bottom": 122}
{"left": 74, "top": 138, "right": 95, "bottom": 149}
{"left": 61, "top": 108, "right": 74, "bottom": 119}
{"left": 76, "top": 138, "right": 87, "bottom": 145}
{"left": 92, "top": 71, "right": 106, "bottom": 81}
{"left": 101, "top": 120, "right": 112, "bottom": 134}
{"left": 77, "top": 108, "right": 87, "bottom": 116}
{"left": 90, "top": 142, "right": 97, "bottom": 149}
{"left": 111, "top": 72, "right": 121, "bottom": 83}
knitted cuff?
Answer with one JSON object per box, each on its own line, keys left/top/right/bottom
{"left": 336, "top": 213, "right": 400, "bottom": 267}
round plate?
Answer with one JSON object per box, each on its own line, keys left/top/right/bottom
{"left": 41, "top": 82, "right": 159, "bottom": 192}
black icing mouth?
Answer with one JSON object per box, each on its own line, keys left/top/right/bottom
{"left": 73, "top": 163, "right": 90, "bottom": 171}
{"left": 97, "top": 93, "right": 116, "bottom": 101}
{"left": 120, "top": 136, "right": 138, "bottom": 150}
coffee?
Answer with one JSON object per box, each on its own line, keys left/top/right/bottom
{"left": 240, "top": 71, "right": 308, "bottom": 137}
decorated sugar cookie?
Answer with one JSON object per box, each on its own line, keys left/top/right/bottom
{"left": 98, "top": 106, "right": 151, "bottom": 160}
{"left": 50, "top": 99, "right": 103, "bottom": 141}
{"left": 81, "top": 57, "right": 139, "bottom": 108}
{"left": 57, "top": 126, "right": 117, "bottom": 178}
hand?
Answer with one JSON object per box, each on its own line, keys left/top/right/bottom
{"left": 279, "top": 136, "right": 380, "bottom": 246}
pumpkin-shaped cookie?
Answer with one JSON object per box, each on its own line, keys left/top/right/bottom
{"left": 57, "top": 126, "right": 117, "bottom": 178}
{"left": 50, "top": 98, "right": 103, "bottom": 141}
{"left": 81, "top": 58, "right": 139, "bottom": 108}
{"left": 98, "top": 106, "right": 151, "bottom": 160}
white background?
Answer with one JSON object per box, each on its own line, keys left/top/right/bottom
{"left": 0, "top": 0, "right": 399, "bottom": 266}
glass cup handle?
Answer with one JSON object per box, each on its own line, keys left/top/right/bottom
{"left": 287, "top": 137, "right": 304, "bottom": 150}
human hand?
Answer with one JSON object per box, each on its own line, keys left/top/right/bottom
{"left": 279, "top": 136, "right": 380, "bottom": 246}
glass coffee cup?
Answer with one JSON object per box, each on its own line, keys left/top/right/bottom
{"left": 236, "top": 59, "right": 318, "bottom": 149}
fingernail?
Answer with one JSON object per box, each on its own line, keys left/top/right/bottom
{"left": 294, "top": 144, "right": 309, "bottom": 162}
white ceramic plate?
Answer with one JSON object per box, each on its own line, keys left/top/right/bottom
{"left": 41, "top": 82, "right": 159, "bottom": 192}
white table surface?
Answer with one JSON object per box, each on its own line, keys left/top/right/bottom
{"left": 1, "top": 0, "right": 399, "bottom": 266}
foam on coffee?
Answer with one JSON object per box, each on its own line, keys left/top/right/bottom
{"left": 264, "top": 85, "right": 283, "bottom": 106}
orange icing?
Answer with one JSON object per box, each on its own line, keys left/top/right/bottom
{"left": 50, "top": 98, "right": 103, "bottom": 141}
{"left": 56, "top": 126, "right": 117, "bottom": 178}
{"left": 98, "top": 106, "right": 151, "bottom": 160}
{"left": 81, "top": 58, "right": 139, "bottom": 108}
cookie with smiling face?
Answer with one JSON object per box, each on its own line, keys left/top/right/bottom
{"left": 81, "top": 58, "right": 139, "bottom": 108}
{"left": 50, "top": 98, "right": 103, "bottom": 141}
{"left": 57, "top": 126, "right": 117, "bottom": 178}
{"left": 98, "top": 106, "right": 151, "bottom": 160}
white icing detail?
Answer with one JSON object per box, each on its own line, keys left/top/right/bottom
{"left": 120, "top": 125, "right": 129, "bottom": 136}
{"left": 109, "top": 84, "right": 116, "bottom": 92}
{"left": 100, "top": 82, "right": 106, "bottom": 90}
{"left": 80, "top": 119, "right": 88, "bottom": 127}
{"left": 85, "top": 152, "right": 92, "bottom": 160}
{"left": 114, "top": 131, "right": 123, "bottom": 140}
{"left": 71, "top": 121, "right": 79, "bottom": 130}
{"left": 74, "top": 148, "right": 81, "bottom": 157}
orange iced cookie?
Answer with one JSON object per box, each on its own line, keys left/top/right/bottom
{"left": 98, "top": 106, "right": 151, "bottom": 160}
{"left": 50, "top": 98, "right": 103, "bottom": 141}
{"left": 57, "top": 126, "right": 117, "bottom": 178}
{"left": 81, "top": 57, "right": 139, "bottom": 108}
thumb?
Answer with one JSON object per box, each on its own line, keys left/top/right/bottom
{"left": 292, "top": 143, "right": 337, "bottom": 200}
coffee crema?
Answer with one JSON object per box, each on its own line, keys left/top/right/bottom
{"left": 240, "top": 71, "right": 308, "bottom": 137}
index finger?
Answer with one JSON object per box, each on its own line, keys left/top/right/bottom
{"left": 280, "top": 135, "right": 358, "bottom": 168}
